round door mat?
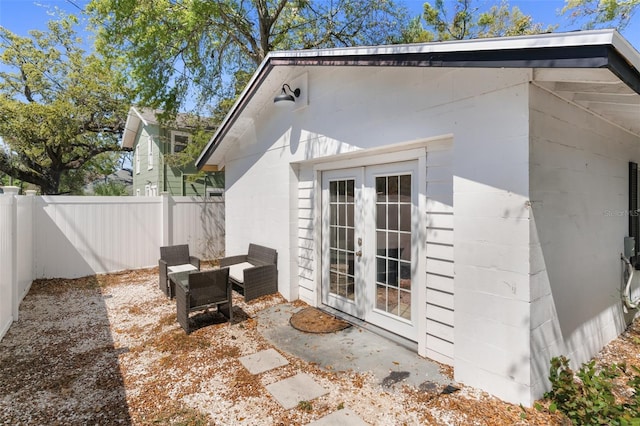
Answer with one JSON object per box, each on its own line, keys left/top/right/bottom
{"left": 289, "top": 307, "right": 351, "bottom": 333}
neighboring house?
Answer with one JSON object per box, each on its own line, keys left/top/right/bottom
{"left": 121, "top": 107, "right": 220, "bottom": 197}
{"left": 196, "top": 30, "right": 640, "bottom": 406}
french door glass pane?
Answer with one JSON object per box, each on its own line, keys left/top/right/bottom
{"left": 375, "top": 173, "right": 412, "bottom": 320}
{"left": 329, "top": 178, "right": 356, "bottom": 301}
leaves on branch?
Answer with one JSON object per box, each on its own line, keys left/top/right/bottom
{"left": 0, "top": 14, "right": 132, "bottom": 194}
{"left": 88, "top": 0, "right": 410, "bottom": 117}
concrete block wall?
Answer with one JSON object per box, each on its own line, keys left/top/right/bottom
{"left": 529, "top": 84, "right": 640, "bottom": 398}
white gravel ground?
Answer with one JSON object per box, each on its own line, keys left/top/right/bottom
{"left": 0, "top": 268, "right": 567, "bottom": 425}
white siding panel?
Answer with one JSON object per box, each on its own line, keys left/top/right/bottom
{"left": 426, "top": 228, "right": 454, "bottom": 245}
{"left": 298, "top": 217, "right": 313, "bottom": 231}
{"left": 427, "top": 304, "right": 454, "bottom": 329}
{"left": 298, "top": 227, "right": 315, "bottom": 240}
{"left": 426, "top": 288, "right": 454, "bottom": 310}
{"left": 297, "top": 169, "right": 317, "bottom": 304}
{"left": 299, "top": 266, "right": 314, "bottom": 281}
{"left": 299, "top": 198, "right": 313, "bottom": 210}
{"left": 427, "top": 273, "right": 454, "bottom": 293}
{"left": 426, "top": 198, "right": 454, "bottom": 213}
{"left": 426, "top": 242, "right": 454, "bottom": 261}
{"left": 427, "top": 213, "right": 453, "bottom": 229}
{"left": 425, "top": 145, "right": 454, "bottom": 367}
{"left": 426, "top": 258, "right": 454, "bottom": 277}
{"left": 426, "top": 337, "right": 454, "bottom": 365}
{"left": 299, "top": 237, "right": 314, "bottom": 251}
{"left": 299, "top": 208, "right": 314, "bottom": 220}
{"left": 427, "top": 319, "right": 455, "bottom": 343}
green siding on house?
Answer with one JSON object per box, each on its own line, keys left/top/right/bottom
{"left": 131, "top": 124, "right": 163, "bottom": 196}
{"left": 130, "top": 120, "right": 221, "bottom": 196}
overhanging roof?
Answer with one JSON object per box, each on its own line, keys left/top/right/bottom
{"left": 196, "top": 29, "right": 640, "bottom": 169}
{"left": 121, "top": 107, "right": 155, "bottom": 149}
{"left": 122, "top": 107, "right": 217, "bottom": 150}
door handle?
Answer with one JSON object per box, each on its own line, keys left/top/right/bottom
{"left": 356, "top": 250, "right": 362, "bottom": 258}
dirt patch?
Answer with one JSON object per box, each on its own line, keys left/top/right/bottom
{"left": 289, "top": 307, "right": 351, "bottom": 333}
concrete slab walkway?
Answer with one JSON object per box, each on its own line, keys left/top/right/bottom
{"left": 237, "top": 302, "right": 455, "bottom": 425}
{"left": 239, "top": 346, "right": 368, "bottom": 424}
{"left": 306, "top": 408, "right": 369, "bottom": 426}
{"left": 265, "top": 373, "right": 328, "bottom": 410}
{"left": 239, "top": 348, "right": 289, "bottom": 374}
{"left": 255, "top": 304, "right": 454, "bottom": 391}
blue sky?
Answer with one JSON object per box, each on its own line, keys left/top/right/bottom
{"left": 0, "top": 0, "right": 638, "bottom": 50}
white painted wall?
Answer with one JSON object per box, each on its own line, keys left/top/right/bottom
{"left": 222, "top": 65, "right": 535, "bottom": 403}
{"left": 529, "top": 85, "right": 640, "bottom": 399}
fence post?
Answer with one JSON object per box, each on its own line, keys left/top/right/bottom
{"left": 0, "top": 193, "right": 18, "bottom": 329}
{"left": 25, "top": 191, "right": 37, "bottom": 288}
{"left": 161, "top": 192, "right": 171, "bottom": 246}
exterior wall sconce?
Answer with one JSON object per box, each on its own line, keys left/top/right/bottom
{"left": 273, "top": 84, "right": 301, "bottom": 106}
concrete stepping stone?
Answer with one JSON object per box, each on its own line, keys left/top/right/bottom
{"left": 266, "top": 373, "right": 328, "bottom": 409}
{"left": 239, "top": 348, "right": 289, "bottom": 375}
{"left": 307, "top": 408, "right": 369, "bottom": 425}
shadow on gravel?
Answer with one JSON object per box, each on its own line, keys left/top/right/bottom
{"left": 0, "top": 276, "right": 131, "bottom": 425}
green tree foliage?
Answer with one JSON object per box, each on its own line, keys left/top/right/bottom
{"left": 404, "top": 0, "right": 556, "bottom": 42}
{"left": 93, "top": 180, "right": 129, "bottom": 196}
{"left": 0, "top": 16, "right": 132, "bottom": 194}
{"left": 87, "top": 0, "right": 409, "bottom": 117}
{"left": 562, "top": 0, "right": 638, "bottom": 30}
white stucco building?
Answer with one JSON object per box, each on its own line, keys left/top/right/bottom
{"left": 196, "top": 30, "right": 640, "bottom": 405}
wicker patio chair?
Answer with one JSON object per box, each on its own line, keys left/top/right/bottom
{"left": 175, "top": 268, "right": 232, "bottom": 334}
{"left": 159, "top": 244, "right": 200, "bottom": 297}
{"left": 219, "top": 244, "right": 278, "bottom": 302}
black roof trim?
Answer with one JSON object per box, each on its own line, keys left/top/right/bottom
{"left": 608, "top": 46, "right": 640, "bottom": 94}
{"left": 270, "top": 45, "right": 613, "bottom": 69}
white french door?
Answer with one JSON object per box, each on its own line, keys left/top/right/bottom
{"left": 321, "top": 168, "right": 364, "bottom": 318}
{"left": 322, "top": 161, "right": 418, "bottom": 341}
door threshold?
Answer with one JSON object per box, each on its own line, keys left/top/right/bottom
{"left": 319, "top": 305, "right": 418, "bottom": 353}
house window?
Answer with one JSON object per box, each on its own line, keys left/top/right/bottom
{"left": 206, "top": 188, "right": 224, "bottom": 199}
{"left": 145, "top": 184, "right": 151, "bottom": 196}
{"left": 135, "top": 146, "right": 140, "bottom": 174}
{"left": 150, "top": 184, "right": 158, "bottom": 196}
{"left": 148, "top": 136, "right": 154, "bottom": 170}
{"left": 171, "top": 131, "right": 191, "bottom": 154}
{"left": 136, "top": 188, "right": 140, "bottom": 196}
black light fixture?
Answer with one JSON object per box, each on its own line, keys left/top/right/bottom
{"left": 273, "top": 83, "right": 301, "bottom": 106}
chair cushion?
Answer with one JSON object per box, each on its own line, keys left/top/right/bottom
{"left": 228, "top": 262, "right": 254, "bottom": 284}
{"left": 168, "top": 264, "right": 199, "bottom": 274}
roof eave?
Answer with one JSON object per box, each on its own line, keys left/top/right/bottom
{"left": 195, "top": 30, "right": 640, "bottom": 169}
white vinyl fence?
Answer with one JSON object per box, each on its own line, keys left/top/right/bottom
{"left": 0, "top": 192, "right": 224, "bottom": 340}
